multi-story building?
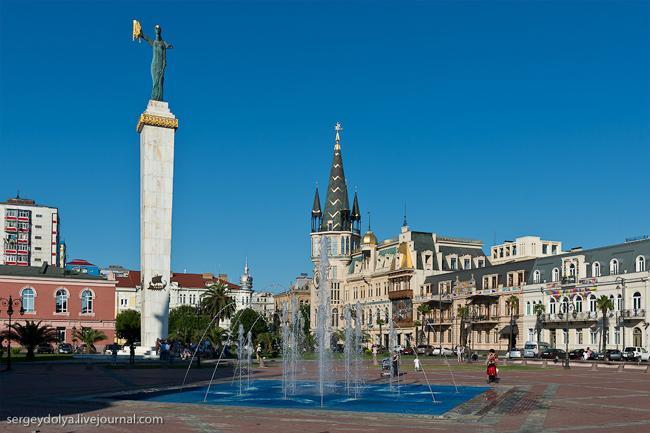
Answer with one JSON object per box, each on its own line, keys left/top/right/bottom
{"left": 521, "top": 238, "right": 649, "bottom": 352}
{"left": 490, "top": 236, "right": 562, "bottom": 265}
{"left": 252, "top": 291, "right": 275, "bottom": 320}
{"left": 65, "top": 259, "right": 101, "bottom": 276}
{"left": 0, "top": 195, "right": 61, "bottom": 267}
{"left": 0, "top": 264, "right": 117, "bottom": 351}
{"left": 275, "top": 273, "right": 312, "bottom": 318}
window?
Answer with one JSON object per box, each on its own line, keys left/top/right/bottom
{"left": 463, "top": 258, "right": 470, "bottom": 269}
{"left": 81, "top": 289, "right": 94, "bottom": 314}
{"left": 615, "top": 328, "right": 621, "bottom": 345}
{"left": 55, "top": 289, "right": 68, "bottom": 313}
{"left": 577, "top": 328, "right": 583, "bottom": 345}
{"left": 563, "top": 329, "right": 569, "bottom": 345}
{"left": 568, "top": 263, "right": 576, "bottom": 278}
{"left": 552, "top": 268, "right": 560, "bottom": 282}
{"left": 189, "top": 293, "right": 196, "bottom": 305}
{"left": 592, "top": 262, "right": 601, "bottom": 277}
{"left": 526, "top": 301, "right": 531, "bottom": 315}
{"left": 21, "top": 287, "right": 35, "bottom": 312}
{"left": 533, "top": 270, "right": 541, "bottom": 284}
{"left": 610, "top": 259, "right": 619, "bottom": 275}
{"left": 528, "top": 328, "right": 534, "bottom": 342}
{"left": 56, "top": 327, "right": 66, "bottom": 343}
{"left": 589, "top": 330, "right": 598, "bottom": 344}
{"left": 617, "top": 294, "right": 622, "bottom": 311}
{"left": 633, "top": 292, "right": 642, "bottom": 310}
{"left": 549, "top": 297, "right": 556, "bottom": 314}
{"left": 561, "top": 297, "right": 569, "bottom": 314}
{"left": 120, "top": 298, "right": 129, "bottom": 307}
{"left": 636, "top": 256, "right": 646, "bottom": 272}
{"left": 450, "top": 257, "right": 457, "bottom": 270}
{"left": 575, "top": 295, "right": 583, "bottom": 313}
{"left": 589, "top": 295, "right": 597, "bottom": 313}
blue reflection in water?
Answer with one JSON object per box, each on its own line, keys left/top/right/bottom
{"left": 120, "top": 380, "right": 488, "bottom": 416}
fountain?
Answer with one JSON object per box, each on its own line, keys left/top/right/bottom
{"left": 315, "top": 237, "right": 332, "bottom": 407}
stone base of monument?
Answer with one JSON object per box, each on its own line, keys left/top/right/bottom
{"left": 134, "top": 346, "right": 160, "bottom": 359}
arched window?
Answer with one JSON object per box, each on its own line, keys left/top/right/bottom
{"left": 610, "top": 259, "right": 619, "bottom": 275}
{"left": 331, "top": 308, "right": 338, "bottom": 327}
{"left": 368, "top": 309, "right": 373, "bottom": 325}
{"left": 526, "top": 301, "right": 531, "bottom": 315}
{"left": 81, "top": 289, "right": 94, "bottom": 314}
{"left": 589, "top": 295, "right": 597, "bottom": 313}
{"left": 21, "top": 287, "right": 35, "bottom": 313}
{"left": 533, "top": 270, "right": 541, "bottom": 284}
{"left": 561, "top": 297, "right": 569, "bottom": 314}
{"left": 617, "top": 294, "right": 623, "bottom": 311}
{"left": 549, "top": 297, "right": 556, "bottom": 314}
{"left": 636, "top": 256, "right": 646, "bottom": 272}
{"left": 55, "top": 288, "right": 68, "bottom": 313}
{"left": 633, "top": 292, "right": 642, "bottom": 310}
{"left": 574, "top": 295, "right": 583, "bottom": 313}
{"left": 592, "top": 262, "right": 601, "bottom": 277}
{"left": 552, "top": 268, "right": 560, "bottom": 282}
{"left": 569, "top": 263, "right": 576, "bottom": 278}
{"left": 634, "top": 327, "right": 643, "bottom": 346}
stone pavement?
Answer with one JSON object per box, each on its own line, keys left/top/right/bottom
{"left": 1, "top": 359, "right": 649, "bottom": 433}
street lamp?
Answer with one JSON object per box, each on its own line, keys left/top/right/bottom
{"left": 562, "top": 298, "right": 575, "bottom": 369}
{"left": 616, "top": 276, "right": 626, "bottom": 349}
{"left": 1, "top": 295, "right": 25, "bottom": 371}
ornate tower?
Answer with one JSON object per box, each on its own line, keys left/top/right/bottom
{"left": 309, "top": 123, "right": 361, "bottom": 328}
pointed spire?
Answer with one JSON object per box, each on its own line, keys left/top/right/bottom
{"left": 402, "top": 203, "right": 408, "bottom": 227}
{"left": 321, "top": 122, "right": 351, "bottom": 231}
{"left": 351, "top": 191, "right": 361, "bottom": 221}
{"left": 312, "top": 186, "right": 322, "bottom": 217}
{"left": 334, "top": 121, "right": 342, "bottom": 150}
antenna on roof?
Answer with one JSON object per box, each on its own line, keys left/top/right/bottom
{"left": 368, "top": 211, "right": 371, "bottom": 231}
{"left": 402, "top": 203, "right": 408, "bottom": 227}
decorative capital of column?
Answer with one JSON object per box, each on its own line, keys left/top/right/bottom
{"left": 137, "top": 113, "right": 179, "bottom": 133}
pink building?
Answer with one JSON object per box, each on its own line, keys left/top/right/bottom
{"left": 0, "top": 264, "right": 117, "bottom": 351}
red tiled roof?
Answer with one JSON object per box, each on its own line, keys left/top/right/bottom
{"left": 67, "top": 259, "right": 95, "bottom": 266}
{"left": 116, "top": 270, "right": 240, "bottom": 289}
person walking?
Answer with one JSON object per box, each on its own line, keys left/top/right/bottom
{"left": 372, "top": 345, "right": 378, "bottom": 366}
{"left": 129, "top": 342, "right": 135, "bottom": 365}
{"left": 391, "top": 350, "right": 400, "bottom": 377}
{"left": 486, "top": 348, "right": 499, "bottom": 384}
{"left": 457, "top": 345, "right": 464, "bottom": 363}
{"left": 414, "top": 357, "right": 421, "bottom": 372}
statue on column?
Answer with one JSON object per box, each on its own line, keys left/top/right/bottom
{"left": 133, "top": 20, "right": 173, "bottom": 101}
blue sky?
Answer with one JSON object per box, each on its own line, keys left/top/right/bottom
{"left": 1, "top": 0, "right": 649, "bottom": 292}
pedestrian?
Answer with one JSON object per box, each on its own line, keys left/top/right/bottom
{"left": 457, "top": 345, "right": 464, "bottom": 363}
{"left": 486, "top": 348, "right": 499, "bottom": 384}
{"left": 111, "top": 344, "right": 118, "bottom": 365}
{"left": 372, "top": 345, "right": 378, "bottom": 366}
{"left": 414, "top": 357, "right": 421, "bottom": 372}
{"left": 391, "top": 350, "right": 400, "bottom": 377}
{"left": 129, "top": 342, "right": 135, "bottom": 365}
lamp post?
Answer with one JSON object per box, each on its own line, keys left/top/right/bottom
{"left": 616, "top": 277, "right": 626, "bottom": 350}
{"left": 195, "top": 302, "right": 202, "bottom": 367}
{"left": 563, "top": 298, "right": 575, "bottom": 369}
{"left": 1, "top": 295, "right": 25, "bottom": 371}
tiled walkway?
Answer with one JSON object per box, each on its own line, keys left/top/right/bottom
{"left": 1, "top": 359, "right": 649, "bottom": 432}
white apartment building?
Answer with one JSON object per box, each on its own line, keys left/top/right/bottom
{"left": 490, "top": 236, "right": 562, "bottom": 265}
{"left": 0, "top": 195, "right": 60, "bottom": 267}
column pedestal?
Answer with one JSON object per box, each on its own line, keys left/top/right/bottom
{"left": 138, "top": 100, "right": 178, "bottom": 350}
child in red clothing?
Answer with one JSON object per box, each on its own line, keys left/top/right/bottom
{"left": 486, "top": 349, "right": 499, "bottom": 383}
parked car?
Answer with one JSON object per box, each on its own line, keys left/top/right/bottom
{"left": 36, "top": 343, "right": 54, "bottom": 354}
{"left": 507, "top": 348, "right": 523, "bottom": 359}
{"left": 57, "top": 343, "right": 73, "bottom": 354}
{"left": 622, "top": 346, "right": 650, "bottom": 362}
{"left": 523, "top": 341, "right": 550, "bottom": 358}
{"left": 569, "top": 349, "right": 585, "bottom": 360}
{"left": 416, "top": 344, "right": 433, "bottom": 356}
{"left": 431, "top": 347, "right": 454, "bottom": 356}
{"left": 605, "top": 349, "right": 623, "bottom": 361}
{"left": 402, "top": 347, "right": 415, "bottom": 356}
{"left": 540, "top": 348, "right": 566, "bottom": 360}
{"left": 104, "top": 343, "right": 122, "bottom": 355}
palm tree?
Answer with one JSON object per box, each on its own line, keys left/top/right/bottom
{"left": 376, "top": 318, "right": 385, "bottom": 347}
{"left": 533, "top": 303, "right": 546, "bottom": 343}
{"left": 200, "top": 282, "right": 236, "bottom": 328}
{"left": 72, "top": 327, "right": 107, "bottom": 353}
{"left": 2, "top": 321, "right": 58, "bottom": 360}
{"left": 457, "top": 305, "right": 470, "bottom": 347}
{"left": 506, "top": 295, "right": 519, "bottom": 350}
{"left": 206, "top": 327, "right": 228, "bottom": 350}
{"left": 170, "top": 326, "right": 197, "bottom": 346}
{"left": 596, "top": 295, "right": 615, "bottom": 353}
{"left": 417, "top": 303, "right": 431, "bottom": 345}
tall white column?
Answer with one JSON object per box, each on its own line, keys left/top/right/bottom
{"left": 138, "top": 100, "right": 178, "bottom": 350}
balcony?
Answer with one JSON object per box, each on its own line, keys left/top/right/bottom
{"left": 388, "top": 289, "right": 413, "bottom": 301}
{"left": 542, "top": 311, "right": 598, "bottom": 323}
{"left": 621, "top": 309, "right": 646, "bottom": 320}
{"left": 469, "top": 314, "right": 500, "bottom": 324}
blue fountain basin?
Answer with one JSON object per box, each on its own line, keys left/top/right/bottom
{"left": 114, "top": 380, "right": 488, "bottom": 416}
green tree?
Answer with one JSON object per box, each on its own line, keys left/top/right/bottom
{"left": 2, "top": 321, "right": 58, "bottom": 360}
{"left": 596, "top": 295, "right": 615, "bottom": 352}
{"left": 506, "top": 295, "right": 519, "bottom": 350}
{"left": 72, "top": 327, "right": 107, "bottom": 353}
{"left": 376, "top": 318, "right": 385, "bottom": 347}
{"left": 115, "top": 309, "right": 141, "bottom": 343}
{"left": 168, "top": 305, "right": 211, "bottom": 345}
{"left": 457, "top": 305, "right": 470, "bottom": 347}
{"left": 206, "top": 326, "right": 228, "bottom": 349}
{"left": 417, "top": 303, "right": 431, "bottom": 345}
{"left": 200, "top": 282, "right": 236, "bottom": 328}
{"left": 533, "top": 303, "right": 546, "bottom": 343}
{"left": 230, "top": 308, "right": 268, "bottom": 341}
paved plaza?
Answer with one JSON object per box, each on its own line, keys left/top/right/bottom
{"left": 1, "top": 359, "right": 650, "bottom": 433}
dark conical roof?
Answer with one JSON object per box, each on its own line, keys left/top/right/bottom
{"left": 351, "top": 191, "right": 361, "bottom": 221}
{"left": 312, "top": 187, "right": 322, "bottom": 216}
{"left": 321, "top": 124, "right": 350, "bottom": 231}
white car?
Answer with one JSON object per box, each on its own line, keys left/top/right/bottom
{"left": 431, "top": 347, "right": 454, "bottom": 356}
{"left": 623, "top": 346, "right": 650, "bottom": 362}
{"left": 507, "top": 348, "right": 523, "bottom": 359}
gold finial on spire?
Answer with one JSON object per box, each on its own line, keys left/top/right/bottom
{"left": 334, "top": 122, "right": 343, "bottom": 150}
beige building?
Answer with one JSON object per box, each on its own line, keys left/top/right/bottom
{"left": 490, "top": 236, "right": 562, "bottom": 265}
